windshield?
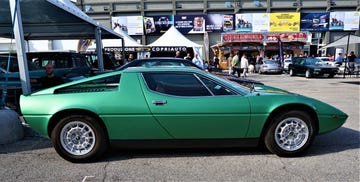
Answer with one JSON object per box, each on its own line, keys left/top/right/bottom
{"left": 0, "top": 56, "right": 37, "bottom": 72}
{"left": 305, "top": 58, "right": 324, "bottom": 65}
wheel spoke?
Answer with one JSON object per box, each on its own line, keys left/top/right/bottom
{"left": 60, "top": 121, "right": 96, "bottom": 156}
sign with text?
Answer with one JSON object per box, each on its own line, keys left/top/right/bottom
{"left": 205, "top": 14, "right": 234, "bottom": 32}
{"left": 174, "top": 15, "right": 206, "bottom": 34}
{"left": 144, "top": 15, "right": 174, "bottom": 35}
{"left": 270, "top": 13, "right": 300, "bottom": 32}
{"left": 252, "top": 13, "right": 270, "bottom": 32}
{"left": 344, "top": 12, "right": 360, "bottom": 31}
{"left": 235, "top": 14, "right": 253, "bottom": 32}
{"left": 112, "top": 16, "right": 144, "bottom": 35}
{"left": 266, "top": 32, "right": 308, "bottom": 42}
{"left": 221, "top": 33, "right": 264, "bottom": 42}
{"left": 300, "top": 12, "right": 330, "bottom": 32}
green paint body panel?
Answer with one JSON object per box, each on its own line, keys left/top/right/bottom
{"left": 20, "top": 67, "right": 348, "bottom": 141}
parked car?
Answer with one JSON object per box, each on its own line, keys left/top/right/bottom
{"left": 258, "top": 60, "right": 282, "bottom": 74}
{"left": 283, "top": 58, "right": 292, "bottom": 73}
{"left": 316, "top": 57, "right": 336, "bottom": 67}
{"left": 20, "top": 67, "right": 347, "bottom": 162}
{"left": 0, "top": 51, "right": 92, "bottom": 88}
{"left": 82, "top": 52, "right": 121, "bottom": 71}
{"left": 288, "top": 57, "right": 338, "bottom": 78}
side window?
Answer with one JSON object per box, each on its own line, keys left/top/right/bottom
{"left": 54, "top": 75, "right": 121, "bottom": 94}
{"left": 55, "top": 54, "right": 72, "bottom": 68}
{"left": 197, "top": 75, "right": 235, "bottom": 96}
{"left": 143, "top": 72, "right": 211, "bottom": 96}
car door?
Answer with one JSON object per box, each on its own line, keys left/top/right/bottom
{"left": 140, "top": 72, "right": 251, "bottom": 139}
{"left": 292, "top": 57, "right": 307, "bottom": 74}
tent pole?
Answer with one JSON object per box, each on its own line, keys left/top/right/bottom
{"left": 343, "top": 33, "right": 351, "bottom": 79}
{"left": 95, "top": 26, "right": 104, "bottom": 72}
{"left": 10, "top": 0, "right": 31, "bottom": 94}
{"left": 121, "top": 37, "right": 126, "bottom": 65}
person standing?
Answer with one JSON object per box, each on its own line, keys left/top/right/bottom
{"left": 241, "top": 53, "right": 249, "bottom": 78}
{"left": 175, "top": 51, "right": 182, "bottom": 58}
{"left": 213, "top": 56, "right": 219, "bottom": 69}
{"left": 184, "top": 53, "right": 192, "bottom": 61}
{"left": 31, "top": 64, "right": 64, "bottom": 89}
{"left": 335, "top": 52, "right": 343, "bottom": 66}
{"left": 231, "top": 51, "right": 241, "bottom": 77}
{"left": 348, "top": 51, "right": 357, "bottom": 72}
{"left": 192, "top": 54, "right": 203, "bottom": 69}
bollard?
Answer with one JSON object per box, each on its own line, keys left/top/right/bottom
{"left": 0, "top": 108, "right": 24, "bottom": 144}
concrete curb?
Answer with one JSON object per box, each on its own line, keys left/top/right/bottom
{"left": 0, "top": 108, "right": 24, "bottom": 144}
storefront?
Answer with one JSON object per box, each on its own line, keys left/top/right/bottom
{"left": 212, "top": 31, "right": 310, "bottom": 69}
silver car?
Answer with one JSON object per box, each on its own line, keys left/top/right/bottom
{"left": 259, "top": 60, "right": 282, "bottom": 74}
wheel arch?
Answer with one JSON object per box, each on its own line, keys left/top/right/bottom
{"left": 260, "top": 104, "right": 319, "bottom": 141}
{"left": 47, "top": 109, "right": 109, "bottom": 139}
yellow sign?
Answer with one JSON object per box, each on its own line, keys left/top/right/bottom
{"left": 270, "top": 13, "right": 300, "bottom": 32}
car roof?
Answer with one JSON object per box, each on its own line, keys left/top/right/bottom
{"left": 122, "top": 66, "right": 201, "bottom": 73}
{"left": 116, "top": 57, "right": 201, "bottom": 70}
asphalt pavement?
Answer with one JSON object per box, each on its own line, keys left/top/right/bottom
{"left": 0, "top": 73, "right": 359, "bottom": 182}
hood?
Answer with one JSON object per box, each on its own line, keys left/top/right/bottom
{"left": 252, "top": 84, "right": 292, "bottom": 95}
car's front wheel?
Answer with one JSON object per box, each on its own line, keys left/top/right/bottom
{"left": 51, "top": 115, "right": 108, "bottom": 163}
{"left": 289, "top": 69, "right": 295, "bottom": 76}
{"left": 264, "top": 110, "right": 315, "bottom": 157}
{"left": 305, "top": 70, "right": 312, "bottom": 78}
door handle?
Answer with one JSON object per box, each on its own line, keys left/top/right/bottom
{"left": 152, "top": 100, "right": 167, "bottom": 106}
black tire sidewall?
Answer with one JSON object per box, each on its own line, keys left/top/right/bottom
{"left": 51, "top": 115, "right": 108, "bottom": 162}
{"left": 264, "top": 110, "right": 315, "bottom": 157}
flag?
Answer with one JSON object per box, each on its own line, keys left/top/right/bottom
{"left": 277, "top": 38, "right": 284, "bottom": 68}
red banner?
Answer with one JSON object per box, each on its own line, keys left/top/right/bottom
{"left": 266, "top": 32, "right": 308, "bottom": 42}
{"left": 222, "top": 33, "right": 264, "bottom": 42}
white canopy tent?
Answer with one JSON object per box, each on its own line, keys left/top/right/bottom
{"left": 148, "top": 26, "right": 203, "bottom": 66}
{"left": 321, "top": 34, "right": 360, "bottom": 49}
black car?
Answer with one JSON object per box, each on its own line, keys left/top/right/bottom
{"left": 288, "top": 57, "right": 338, "bottom": 78}
{"left": 82, "top": 52, "right": 121, "bottom": 71}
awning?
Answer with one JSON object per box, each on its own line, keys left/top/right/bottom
{"left": 0, "top": 0, "right": 123, "bottom": 40}
{"left": 321, "top": 34, "right": 360, "bottom": 49}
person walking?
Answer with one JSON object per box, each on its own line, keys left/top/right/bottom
{"left": 231, "top": 51, "right": 241, "bottom": 77}
{"left": 241, "top": 53, "right": 249, "bottom": 78}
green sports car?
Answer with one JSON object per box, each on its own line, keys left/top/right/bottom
{"left": 20, "top": 67, "right": 348, "bottom": 162}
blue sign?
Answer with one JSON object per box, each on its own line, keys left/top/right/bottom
{"left": 300, "top": 12, "right": 330, "bottom": 31}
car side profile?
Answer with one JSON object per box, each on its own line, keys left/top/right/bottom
{"left": 288, "top": 57, "right": 338, "bottom": 78}
{"left": 20, "top": 67, "right": 347, "bottom": 162}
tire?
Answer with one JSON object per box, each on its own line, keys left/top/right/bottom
{"left": 305, "top": 70, "right": 312, "bottom": 78}
{"left": 264, "top": 110, "right": 315, "bottom": 157}
{"left": 289, "top": 69, "right": 295, "bottom": 76}
{"left": 51, "top": 115, "right": 108, "bottom": 163}
{"left": 328, "top": 73, "right": 335, "bottom": 78}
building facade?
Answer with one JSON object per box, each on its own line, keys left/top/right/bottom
{"left": 75, "top": 0, "right": 360, "bottom": 61}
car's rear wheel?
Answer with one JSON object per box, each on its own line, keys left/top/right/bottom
{"left": 51, "top": 115, "right": 108, "bottom": 163}
{"left": 289, "top": 69, "right": 295, "bottom": 76}
{"left": 305, "top": 70, "right": 312, "bottom": 78}
{"left": 264, "top": 110, "right": 315, "bottom": 157}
